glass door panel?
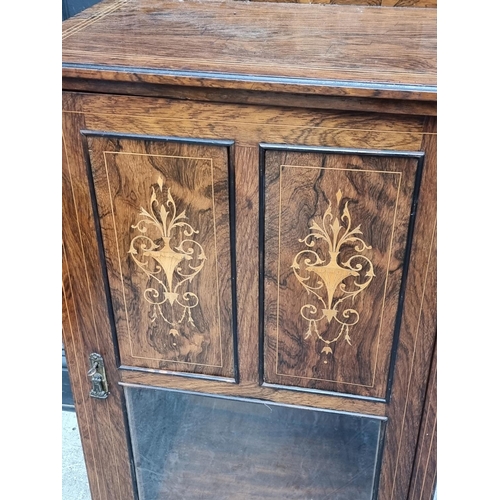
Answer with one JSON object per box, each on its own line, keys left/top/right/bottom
{"left": 125, "top": 386, "right": 385, "bottom": 500}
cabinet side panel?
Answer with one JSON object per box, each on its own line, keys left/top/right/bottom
{"left": 378, "top": 118, "right": 437, "bottom": 500}
{"left": 62, "top": 98, "right": 136, "bottom": 500}
{"left": 408, "top": 341, "right": 437, "bottom": 500}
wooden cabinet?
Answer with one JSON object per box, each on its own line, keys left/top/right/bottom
{"left": 62, "top": 1, "right": 436, "bottom": 499}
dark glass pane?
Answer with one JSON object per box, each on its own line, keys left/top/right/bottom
{"left": 125, "top": 387, "right": 383, "bottom": 500}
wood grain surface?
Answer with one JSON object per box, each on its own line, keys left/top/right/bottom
{"left": 71, "top": 92, "right": 427, "bottom": 151}
{"left": 234, "top": 146, "right": 260, "bottom": 384}
{"left": 62, "top": 0, "right": 436, "bottom": 101}
{"left": 85, "top": 134, "right": 236, "bottom": 378}
{"left": 61, "top": 79, "right": 438, "bottom": 116}
{"left": 61, "top": 0, "right": 437, "bottom": 497}
{"left": 263, "top": 148, "right": 421, "bottom": 399}
{"left": 378, "top": 117, "right": 437, "bottom": 500}
{"left": 119, "top": 370, "right": 386, "bottom": 416}
{"left": 247, "top": 0, "right": 436, "bottom": 6}
{"left": 62, "top": 102, "right": 136, "bottom": 500}
{"left": 408, "top": 341, "right": 437, "bottom": 500}
{"left": 382, "top": 0, "right": 436, "bottom": 6}
{"left": 62, "top": 91, "right": 436, "bottom": 500}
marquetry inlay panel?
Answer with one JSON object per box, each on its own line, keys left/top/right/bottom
{"left": 85, "top": 134, "right": 236, "bottom": 379}
{"left": 263, "top": 147, "right": 422, "bottom": 399}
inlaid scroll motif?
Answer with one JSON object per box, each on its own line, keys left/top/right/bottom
{"left": 292, "top": 190, "right": 374, "bottom": 358}
{"left": 128, "top": 177, "right": 206, "bottom": 337}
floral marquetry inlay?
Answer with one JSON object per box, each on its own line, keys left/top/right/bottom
{"left": 292, "top": 190, "right": 375, "bottom": 359}
{"left": 129, "top": 177, "right": 206, "bottom": 342}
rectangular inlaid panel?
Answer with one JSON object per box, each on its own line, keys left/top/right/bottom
{"left": 85, "top": 134, "right": 236, "bottom": 379}
{"left": 125, "top": 386, "right": 385, "bottom": 500}
{"left": 263, "top": 147, "right": 422, "bottom": 400}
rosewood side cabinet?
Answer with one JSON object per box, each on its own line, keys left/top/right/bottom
{"left": 62, "top": 1, "right": 437, "bottom": 499}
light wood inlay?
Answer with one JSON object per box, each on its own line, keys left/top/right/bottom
{"left": 62, "top": 243, "right": 102, "bottom": 499}
{"left": 291, "top": 188, "right": 376, "bottom": 351}
{"left": 128, "top": 175, "right": 211, "bottom": 349}
{"left": 413, "top": 396, "right": 437, "bottom": 500}
{"left": 62, "top": 0, "right": 129, "bottom": 40}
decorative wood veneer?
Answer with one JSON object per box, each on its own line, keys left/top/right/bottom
{"left": 62, "top": 2, "right": 436, "bottom": 498}
{"left": 62, "top": 105, "right": 136, "bottom": 500}
{"left": 85, "top": 135, "right": 236, "bottom": 378}
{"left": 246, "top": 0, "right": 436, "bottom": 6}
{"left": 243, "top": 0, "right": 437, "bottom": 5}
{"left": 408, "top": 341, "right": 437, "bottom": 500}
{"left": 263, "top": 148, "right": 422, "bottom": 400}
{"left": 62, "top": 0, "right": 436, "bottom": 101}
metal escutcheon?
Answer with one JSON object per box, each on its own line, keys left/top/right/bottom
{"left": 87, "top": 353, "right": 109, "bottom": 399}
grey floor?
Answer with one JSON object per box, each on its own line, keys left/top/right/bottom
{"left": 62, "top": 410, "right": 92, "bottom": 500}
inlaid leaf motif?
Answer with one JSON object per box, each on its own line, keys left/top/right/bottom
{"left": 292, "top": 190, "right": 375, "bottom": 360}
{"left": 128, "top": 178, "right": 207, "bottom": 352}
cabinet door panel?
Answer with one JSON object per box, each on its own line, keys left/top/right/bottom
{"left": 263, "top": 147, "right": 423, "bottom": 400}
{"left": 85, "top": 133, "right": 236, "bottom": 379}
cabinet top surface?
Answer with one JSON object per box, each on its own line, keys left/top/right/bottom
{"left": 62, "top": 0, "right": 436, "bottom": 101}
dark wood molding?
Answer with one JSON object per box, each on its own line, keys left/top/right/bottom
{"left": 62, "top": 78, "right": 437, "bottom": 116}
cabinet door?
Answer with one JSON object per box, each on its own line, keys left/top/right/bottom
{"left": 63, "top": 92, "right": 436, "bottom": 500}
{"left": 85, "top": 133, "right": 236, "bottom": 379}
{"left": 262, "top": 146, "right": 422, "bottom": 401}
